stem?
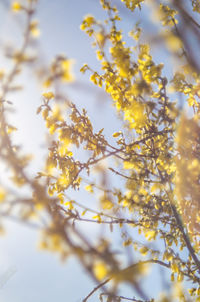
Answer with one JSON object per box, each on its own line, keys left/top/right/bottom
{"left": 82, "top": 259, "right": 170, "bottom": 302}
{"left": 171, "top": 204, "right": 200, "bottom": 274}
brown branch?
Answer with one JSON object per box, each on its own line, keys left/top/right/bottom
{"left": 82, "top": 277, "right": 111, "bottom": 302}
{"left": 170, "top": 204, "right": 200, "bottom": 274}
{"left": 100, "top": 293, "right": 151, "bottom": 302}
{"left": 153, "top": 145, "right": 200, "bottom": 274}
{"left": 109, "top": 167, "right": 160, "bottom": 183}
{"left": 82, "top": 259, "right": 170, "bottom": 302}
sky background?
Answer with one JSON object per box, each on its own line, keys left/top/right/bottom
{"left": 0, "top": 1, "right": 175, "bottom": 301}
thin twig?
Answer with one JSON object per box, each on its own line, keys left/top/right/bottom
{"left": 82, "top": 259, "right": 170, "bottom": 302}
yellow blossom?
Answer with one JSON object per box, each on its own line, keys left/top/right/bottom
{"left": 30, "top": 20, "right": 40, "bottom": 38}
{"left": 93, "top": 262, "right": 108, "bottom": 280}
{"left": 0, "top": 187, "right": 6, "bottom": 202}
{"left": 11, "top": 1, "right": 22, "bottom": 12}
{"left": 61, "top": 59, "right": 75, "bottom": 82}
{"left": 42, "top": 92, "right": 55, "bottom": 100}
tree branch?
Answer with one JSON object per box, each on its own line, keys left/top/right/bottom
{"left": 82, "top": 259, "right": 170, "bottom": 302}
